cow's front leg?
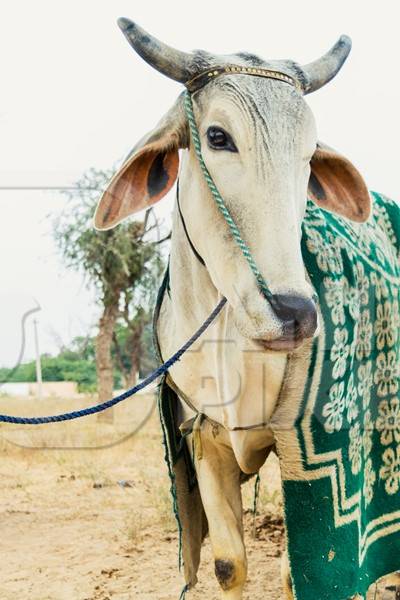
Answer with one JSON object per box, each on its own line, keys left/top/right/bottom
{"left": 281, "top": 551, "right": 294, "bottom": 600}
{"left": 192, "top": 418, "right": 246, "bottom": 599}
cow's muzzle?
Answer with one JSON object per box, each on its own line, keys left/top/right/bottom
{"left": 255, "top": 293, "right": 318, "bottom": 351}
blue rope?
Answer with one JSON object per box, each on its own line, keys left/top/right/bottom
{"left": 0, "top": 298, "right": 227, "bottom": 425}
{"left": 1, "top": 91, "right": 317, "bottom": 427}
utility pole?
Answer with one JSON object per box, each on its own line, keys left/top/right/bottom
{"left": 33, "top": 319, "right": 43, "bottom": 400}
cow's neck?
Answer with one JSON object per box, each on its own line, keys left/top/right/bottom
{"left": 167, "top": 192, "right": 221, "bottom": 347}
{"left": 156, "top": 189, "right": 288, "bottom": 474}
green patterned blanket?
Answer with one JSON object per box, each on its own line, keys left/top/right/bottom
{"left": 156, "top": 191, "right": 400, "bottom": 599}
{"left": 274, "top": 191, "right": 400, "bottom": 599}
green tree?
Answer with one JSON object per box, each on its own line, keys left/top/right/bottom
{"left": 53, "top": 168, "right": 163, "bottom": 419}
{"left": 0, "top": 351, "right": 99, "bottom": 393}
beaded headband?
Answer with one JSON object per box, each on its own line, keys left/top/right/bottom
{"left": 185, "top": 64, "right": 302, "bottom": 93}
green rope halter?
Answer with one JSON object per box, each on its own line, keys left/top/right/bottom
{"left": 184, "top": 91, "right": 274, "bottom": 301}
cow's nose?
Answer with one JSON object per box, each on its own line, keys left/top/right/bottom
{"left": 269, "top": 294, "right": 317, "bottom": 339}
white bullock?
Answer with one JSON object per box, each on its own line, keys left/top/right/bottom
{"left": 95, "top": 20, "right": 376, "bottom": 600}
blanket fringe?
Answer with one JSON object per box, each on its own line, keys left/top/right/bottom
{"left": 157, "top": 383, "right": 184, "bottom": 570}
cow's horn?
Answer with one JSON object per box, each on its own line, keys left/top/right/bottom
{"left": 117, "top": 18, "right": 195, "bottom": 84}
{"left": 302, "top": 35, "right": 352, "bottom": 94}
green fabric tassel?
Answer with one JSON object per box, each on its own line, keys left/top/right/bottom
{"left": 157, "top": 378, "right": 184, "bottom": 570}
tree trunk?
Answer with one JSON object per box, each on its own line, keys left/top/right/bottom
{"left": 112, "top": 332, "right": 130, "bottom": 388}
{"left": 126, "top": 323, "right": 143, "bottom": 388}
{"left": 127, "top": 348, "right": 140, "bottom": 388}
{"left": 96, "top": 303, "right": 118, "bottom": 423}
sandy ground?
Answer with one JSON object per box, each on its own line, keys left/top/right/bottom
{"left": 0, "top": 392, "right": 397, "bottom": 600}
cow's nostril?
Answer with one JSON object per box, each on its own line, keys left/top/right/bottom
{"left": 269, "top": 294, "right": 317, "bottom": 339}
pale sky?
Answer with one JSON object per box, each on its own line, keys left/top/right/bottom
{"left": 1, "top": 0, "right": 399, "bottom": 367}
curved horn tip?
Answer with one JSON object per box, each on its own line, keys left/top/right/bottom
{"left": 337, "top": 34, "right": 352, "bottom": 51}
{"left": 117, "top": 17, "right": 135, "bottom": 33}
{"left": 340, "top": 34, "right": 352, "bottom": 44}
{"left": 303, "top": 34, "right": 353, "bottom": 94}
{"left": 115, "top": 18, "right": 194, "bottom": 83}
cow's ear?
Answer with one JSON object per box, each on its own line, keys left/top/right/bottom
{"left": 308, "top": 142, "right": 371, "bottom": 222}
{"left": 94, "top": 94, "right": 188, "bottom": 230}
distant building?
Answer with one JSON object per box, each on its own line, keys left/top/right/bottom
{"left": 0, "top": 381, "right": 78, "bottom": 398}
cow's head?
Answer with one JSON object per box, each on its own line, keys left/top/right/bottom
{"left": 95, "top": 20, "right": 371, "bottom": 351}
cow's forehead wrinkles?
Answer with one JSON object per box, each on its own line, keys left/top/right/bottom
{"left": 197, "top": 76, "right": 308, "bottom": 139}
{"left": 193, "top": 76, "right": 314, "bottom": 180}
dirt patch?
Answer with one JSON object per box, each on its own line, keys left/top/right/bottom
{"left": 0, "top": 393, "right": 397, "bottom": 599}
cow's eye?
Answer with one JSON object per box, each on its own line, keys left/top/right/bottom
{"left": 207, "top": 127, "right": 238, "bottom": 152}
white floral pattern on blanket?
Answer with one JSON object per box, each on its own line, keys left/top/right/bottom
{"left": 303, "top": 193, "right": 400, "bottom": 510}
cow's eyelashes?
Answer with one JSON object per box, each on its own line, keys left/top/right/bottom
{"left": 207, "top": 126, "right": 238, "bottom": 153}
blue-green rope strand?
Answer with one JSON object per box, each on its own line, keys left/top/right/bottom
{"left": 252, "top": 472, "right": 261, "bottom": 538}
{"left": 184, "top": 91, "right": 273, "bottom": 301}
{"left": 179, "top": 583, "right": 190, "bottom": 599}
